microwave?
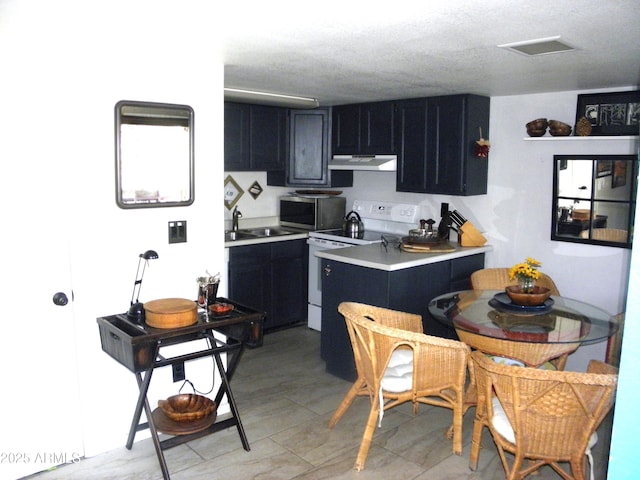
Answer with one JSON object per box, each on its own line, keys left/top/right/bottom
{"left": 279, "top": 195, "right": 346, "bottom": 230}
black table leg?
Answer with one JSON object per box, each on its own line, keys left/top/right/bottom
{"left": 126, "top": 369, "right": 154, "bottom": 449}
{"left": 212, "top": 348, "right": 250, "bottom": 451}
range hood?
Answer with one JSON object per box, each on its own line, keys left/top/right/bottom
{"left": 329, "top": 154, "right": 397, "bottom": 171}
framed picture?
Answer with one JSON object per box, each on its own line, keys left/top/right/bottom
{"left": 596, "top": 159, "right": 612, "bottom": 177}
{"left": 576, "top": 90, "right": 640, "bottom": 136}
{"left": 224, "top": 175, "right": 244, "bottom": 210}
{"left": 612, "top": 160, "right": 627, "bottom": 188}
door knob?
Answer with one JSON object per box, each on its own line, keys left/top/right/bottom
{"left": 52, "top": 292, "right": 69, "bottom": 306}
{"left": 323, "top": 265, "right": 332, "bottom": 276}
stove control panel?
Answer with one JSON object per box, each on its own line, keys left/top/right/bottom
{"left": 352, "top": 200, "right": 419, "bottom": 223}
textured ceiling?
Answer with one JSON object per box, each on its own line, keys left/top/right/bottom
{"left": 218, "top": 0, "right": 640, "bottom": 106}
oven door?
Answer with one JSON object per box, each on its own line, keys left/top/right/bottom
{"left": 307, "top": 237, "right": 352, "bottom": 331}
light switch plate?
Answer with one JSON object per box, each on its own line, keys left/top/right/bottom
{"left": 169, "top": 220, "right": 187, "bottom": 243}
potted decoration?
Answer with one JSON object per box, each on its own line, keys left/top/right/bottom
{"left": 506, "top": 257, "right": 551, "bottom": 306}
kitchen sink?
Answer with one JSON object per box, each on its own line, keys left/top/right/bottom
{"left": 244, "top": 227, "right": 295, "bottom": 237}
{"left": 224, "top": 230, "right": 258, "bottom": 242}
{"left": 225, "top": 227, "right": 297, "bottom": 242}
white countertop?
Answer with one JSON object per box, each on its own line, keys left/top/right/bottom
{"left": 225, "top": 230, "right": 309, "bottom": 247}
{"left": 314, "top": 242, "right": 493, "bottom": 271}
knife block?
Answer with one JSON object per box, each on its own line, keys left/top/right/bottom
{"left": 458, "top": 221, "right": 487, "bottom": 247}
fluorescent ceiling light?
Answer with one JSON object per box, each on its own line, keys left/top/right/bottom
{"left": 224, "top": 88, "right": 319, "bottom": 108}
{"left": 498, "top": 36, "right": 576, "bottom": 56}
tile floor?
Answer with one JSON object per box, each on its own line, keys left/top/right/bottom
{"left": 28, "top": 325, "right": 613, "bottom": 480}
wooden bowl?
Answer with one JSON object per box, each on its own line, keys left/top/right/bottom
{"left": 505, "top": 286, "right": 551, "bottom": 306}
{"left": 158, "top": 394, "right": 216, "bottom": 423}
{"left": 526, "top": 128, "right": 547, "bottom": 137}
{"left": 548, "top": 119, "right": 572, "bottom": 136}
{"left": 526, "top": 118, "right": 548, "bottom": 130}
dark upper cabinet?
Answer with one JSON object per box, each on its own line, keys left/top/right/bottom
{"left": 396, "top": 94, "right": 489, "bottom": 195}
{"left": 224, "top": 102, "right": 249, "bottom": 171}
{"left": 332, "top": 101, "right": 396, "bottom": 155}
{"left": 395, "top": 98, "right": 429, "bottom": 192}
{"left": 267, "top": 108, "right": 353, "bottom": 187}
{"left": 332, "top": 104, "right": 360, "bottom": 153}
{"left": 224, "top": 102, "right": 287, "bottom": 171}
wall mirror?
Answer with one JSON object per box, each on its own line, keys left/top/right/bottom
{"left": 115, "top": 100, "right": 194, "bottom": 209}
{"left": 552, "top": 154, "right": 637, "bottom": 248}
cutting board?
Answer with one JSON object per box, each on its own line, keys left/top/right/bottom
{"left": 400, "top": 242, "right": 456, "bottom": 253}
{"left": 144, "top": 298, "right": 198, "bottom": 329}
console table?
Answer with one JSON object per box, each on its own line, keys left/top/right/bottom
{"left": 97, "top": 298, "right": 265, "bottom": 480}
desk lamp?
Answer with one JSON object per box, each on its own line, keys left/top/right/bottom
{"left": 127, "top": 249, "right": 159, "bottom": 322}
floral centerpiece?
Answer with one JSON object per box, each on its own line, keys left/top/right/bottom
{"left": 506, "top": 257, "right": 551, "bottom": 306}
{"left": 508, "top": 257, "right": 542, "bottom": 293}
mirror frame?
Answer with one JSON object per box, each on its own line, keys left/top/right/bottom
{"left": 115, "top": 100, "right": 195, "bottom": 209}
{"left": 551, "top": 154, "right": 637, "bottom": 248}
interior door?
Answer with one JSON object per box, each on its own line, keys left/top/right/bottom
{"left": 0, "top": 110, "right": 83, "bottom": 480}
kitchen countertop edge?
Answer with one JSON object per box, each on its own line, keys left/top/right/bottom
{"left": 314, "top": 243, "right": 493, "bottom": 271}
{"left": 225, "top": 231, "right": 309, "bottom": 247}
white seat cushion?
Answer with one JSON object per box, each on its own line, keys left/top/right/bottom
{"left": 491, "top": 396, "right": 598, "bottom": 480}
{"left": 378, "top": 349, "right": 414, "bottom": 427}
{"left": 381, "top": 349, "right": 413, "bottom": 393}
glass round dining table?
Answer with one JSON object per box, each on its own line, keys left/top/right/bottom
{"left": 428, "top": 290, "right": 619, "bottom": 368}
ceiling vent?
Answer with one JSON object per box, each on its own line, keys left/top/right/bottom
{"left": 498, "top": 36, "right": 576, "bottom": 56}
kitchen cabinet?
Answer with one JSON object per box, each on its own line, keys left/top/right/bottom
{"left": 224, "top": 102, "right": 287, "bottom": 171}
{"left": 396, "top": 94, "right": 489, "bottom": 195}
{"left": 267, "top": 108, "right": 352, "bottom": 187}
{"left": 228, "top": 238, "right": 309, "bottom": 331}
{"left": 321, "top": 253, "right": 485, "bottom": 381}
{"left": 332, "top": 101, "right": 396, "bottom": 154}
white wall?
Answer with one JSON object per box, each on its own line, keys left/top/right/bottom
{"left": 1, "top": 0, "right": 226, "bottom": 462}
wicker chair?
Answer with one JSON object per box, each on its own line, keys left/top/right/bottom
{"left": 468, "top": 267, "right": 571, "bottom": 369}
{"left": 470, "top": 267, "right": 560, "bottom": 296}
{"left": 328, "top": 302, "right": 471, "bottom": 470}
{"left": 606, "top": 312, "right": 625, "bottom": 367}
{"left": 579, "top": 228, "right": 628, "bottom": 242}
{"left": 469, "top": 351, "right": 618, "bottom": 480}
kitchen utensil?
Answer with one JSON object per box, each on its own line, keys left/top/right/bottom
{"left": 400, "top": 242, "right": 456, "bottom": 253}
{"left": 343, "top": 210, "right": 364, "bottom": 238}
{"left": 409, "top": 219, "right": 438, "bottom": 240}
{"left": 197, "top": 273, "right": 220, "bottom": 307}
{"left": 450, "top": 210, "right": 467, "bottom": 229}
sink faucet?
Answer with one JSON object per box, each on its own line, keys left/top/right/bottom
{"left": 232, "top": 206, "right": 242, "bottom": 231}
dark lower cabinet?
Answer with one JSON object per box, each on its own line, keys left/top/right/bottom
{"left": 321, "top": 253, "right": 485, "bottom": 381}
{"left": 228, "top": 239, "right": 308, "bottom": 331}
